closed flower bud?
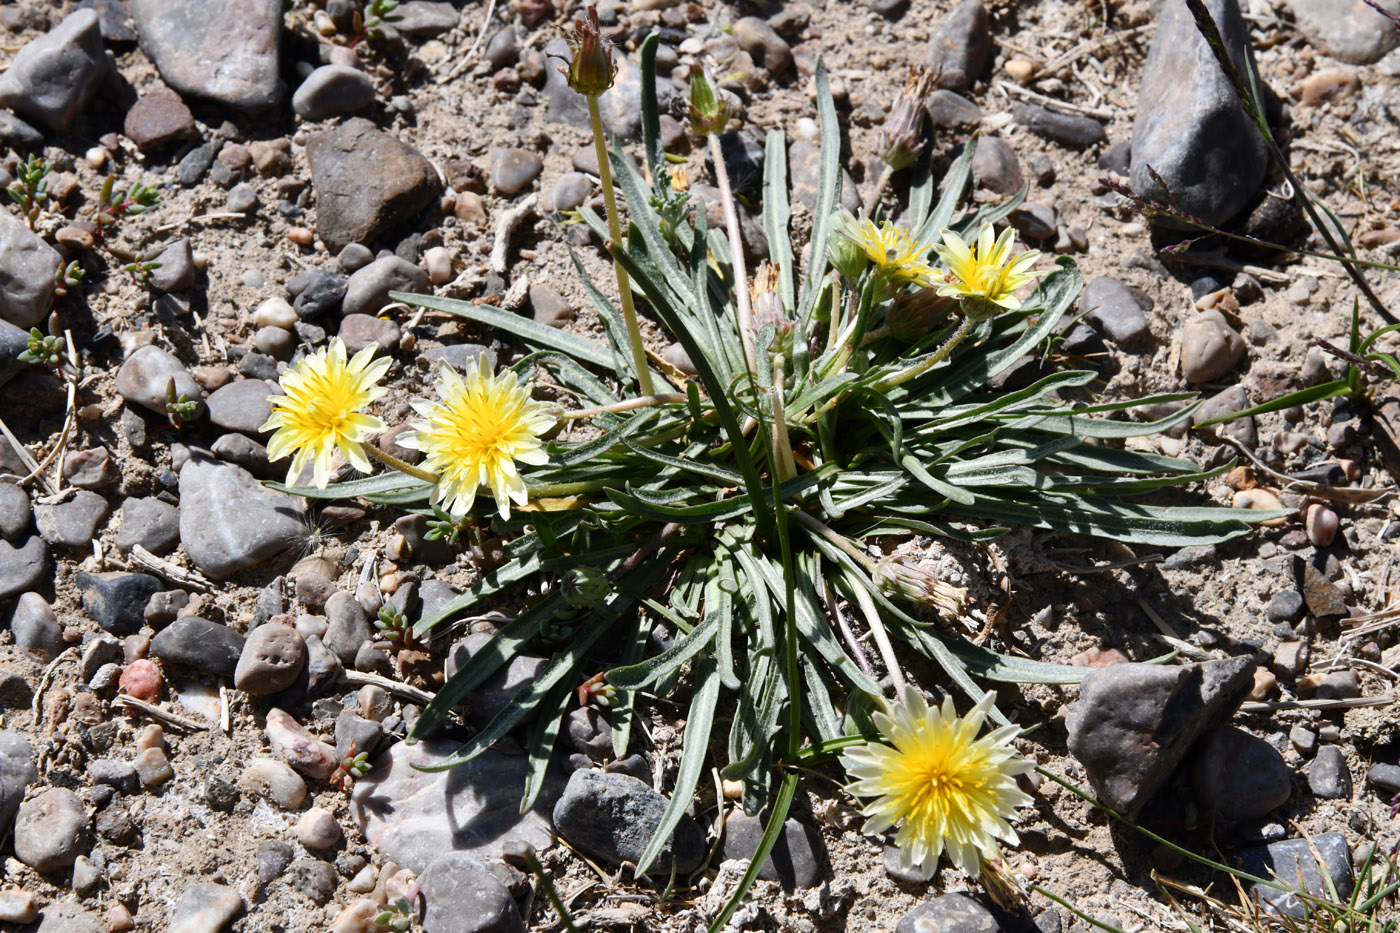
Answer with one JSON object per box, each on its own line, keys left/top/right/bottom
{"left": 828, "top": 223, "right": 869, "bottom": 282}
{"left": 563, "top": 6, "right": 617, "bottom": 98}
{"left": 879, "top": 67, "right": 936, "bottom": 171}
{"left": 749, "top": 262, "right": 793, "bottom": 351}
{"left": 885, "top": 288, "right": 954, "bottom": 341}
{"left": 873, "top": 556, "right": 967, "bottom": 618}
{"left": 562, "top": 565, "right": 610, "bottom": 609}
{"left": 688, "top": 66, "right": 728, "bottom": 135}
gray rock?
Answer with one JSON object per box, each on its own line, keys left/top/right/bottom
{"left": 1307, "top": 745, "right": 1352, "bottom": 799}
{"left": 0, "top": 111, "right": 44, "bottom": 148}
{"left": 1267, "top": 590, "right": 1306, "bottom": 624}
{"left": 77, "top": 571, "right": 162, "bottom": 636}
{"left": 490, "top": 147, "right": 543, "bottom": 197}
{"left": 1189, "top": 726, "right": 1292, "bottom": 820}
{"left": 1232, "top": 833, "right": 1352, "bottom": 920}
{"left": 235, "top": 623, "right": 306, "bottom": 695}
{"left": 324, "top": 590, "right": 373, "bottom": 666}
{"left": 787, "top": 139, "right": 861, "bottom": 213}
{"left": 168, "top": 882, "right": 241, "bottom": 933}
{"left": 528, "top": 284, "right": 573, "bottom": 328}
{"left": 62, "top": 446, "right": 118, "bottom": 489}
{"left": 897, "top": 894, "right": 1020, "bottom": 933}
{"left": 255, "top": 841, "right": 293, "bottom": 882}
{"left": 303, "top": 633, "right": 343, "bottom": 696}
{"left": 177, "top": 140, "right": 218, "bottom": 186}
{"left": 293, "top": 65, "right": 376, "bottom": 120}
{"left": 150, "top": 616, "right": 246, "bottom": 677}
{"left": 351, "top": 739, "right": 560, "bottom": 874}
{"left": 733, "top": 16, "right": 792, "bottom": 76}
{"left": 714, "top": 131, "right": 765, "bottom": 200}
{"left": 0, "top": 536, "right": 47, "bottom": 600}
{"left": 1130, "top": 0, "right": 1266, "bottom": 226}
{"left": 552, "top": 770, "right": 705, "bottom": 877}
{"left": 1011, "top": 202, "right": 1057, "bottom": 240}
{"left": 205, "top": 379, "right": 276, "bottom": 435}
{"left": 395, "top": 1, "right": 459, "bottom": 36}
{"left": 335, "top": 710, "right": 384, "bottom": 760}
{"left": 443, "top": 633, "right": 549, "bottom": 729}
{"left": 79, "top": 0, "right": 138, "bottom": 41}
{"left": 1080, "top": 277, "right": 1151, "bottom": 349}
{"left": 0, "top": 731, "right": 36, "bottom": 838}
{"left": 293, "top": 270, "right": 349, "bottom": 318}
{"left": 1192, "top": 385, "right": 1256, "bottom": 447}
{"left": 115, "top": 345, "right": 205, "bottom": 419}
{"left": 546, "top": 172, "right": 591, "bottom": 212}
{"left": 925, "top": 89, "right": 982, "bottom": 127}
{"left": 562, "top": 706, "right": 612, "bottom": 761}
{"left": 123, "top": 86, "right": 195, "bottom": 152}
{"left": 542, "top": 38, "right": 676, "bottom": 142}
{"left": 343, "top": 255, "right": 429, "bottom": 317}
{"left": 1181, "top": 310, "right": 1245, "bottom": 383}
{"left": 0, "top": 10, "right": 107, "bottom": 130}
{"left": 130, "top": 0, "right": 283, "bottom": 110}
{"left": 34, "top": 491, "right": 109, "bottom": 550}
{"left": 150, "top": 238, "right": 195, "bottom": 292}
{"left": 484, "top": 26, "right": 518, "bottom": 69}
{"left": 1368, "top": 762, "right": 1400, "bottom": 794}
{"left": 1013, "top": 103, "right": 1106, "bottom": 149}
{"left": 1065, "top": 657, "right": 1256, "bottom": 818}
{"left": 265, "top": 707, "right": 337, "bottom": 780}
{"left": 179, "top": 455, "right": 305, "bottom": 578}
{"left": 423, "top": 344, "right": 495, "bottom": 375}
{"left": 80, "top": 633, "right": 122, "bottom": 681}
{"left": 0, "top": 482, "right": 31, "bottom": 541}
{"left": 418, "top": 853, "right": 525, "bottom": 933}
{"left": 721, "top": 813, "right": 824, "bottom": 889}
{"left": 9, "top": 592, "right": 62, "bottom": 659}
{"left": 306, "top": 117, "right": 443, "bottom": 251}
{"left": 115, "top": 496, "right": 181, "bottom": 555}
{"left": 0, "top": 208, "right": 61, "bottom": 328}
{"left": 13, "top": 787, "right": 88, "bottom": 872}
{"left": 0, "top": 320, "right": 30, "bottom": 390}
{"left": 289, "top": 857, "right": 338, "bottom": 904}
{"left": 1289, "top": 0, "right": 1399, "bottom": 65}
{"left": 971, "top": 135, "right": 1024, "bottom": 195}
{"left": 226, "top": 182, "right": 258, "bottom": 213}
{"left": 210, "top": 433, "right": 272, "bottom": 476}
{"left": 923, "top": 0, "right": 990, "bottom": 91}
{"left": 87, "top": 758, "right": 139, "bottom": 795}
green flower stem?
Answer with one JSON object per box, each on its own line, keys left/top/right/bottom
{"left": 524, "top": 479, "right": 608, "bottom": 497}
{"left": 770, "top": 357, "right": 797, "bottom": 484}
{"left": 707, "top": 131, "right": 758, "bottom": 377}
{"left": 365, "top": 444, "right": 441, "bottom": 484}
{"left": 862, "top": 164, "right": 892, "bottom": 217}
{"left": 562, "top": 393, "right": 688, "bottom": 421}
{"left": 587, "top": 94, "right": 654, "bottom": 397}
{"left": 872, "top": 314, "right": 975, "bottom": 392}
{"left": 791, "top": 510, "right": 877, "bottom": 573}
{"left": 1030, "top": 887, "right": 1130, "bottom": 933}
{"left": 842, "top": 567, "right": 906, "bottom": 695}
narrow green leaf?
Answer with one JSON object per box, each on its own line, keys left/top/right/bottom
{"left": 638, "top": 33, "right": 665, "bottom": 183}
{"left": 411, "top": 554, "right": 543, "bottom": 638}
{"left": 607, "top": 609, "right": 719, "bottom": 689}
{"left": 389, "top": 291, "right": 614, "bottom": 368}
{"left": 705, "top": 770, "right": 798, "bottom": 933}
{"left": 520, "top": 676, "right": 575, "bottom": 813}
{"left": 762, "top": 128, "right": 795, "bottom": 312}
{"left": 268, "top": 472, "right": 431, "bottom": 500}
{"left": 797, "top": 59, "right": 840, "bottom": 322}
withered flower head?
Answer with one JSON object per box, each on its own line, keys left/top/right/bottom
{"left": 688, "top": 66, "right": 729, "bottom": 136}
{"left": 884, "top": 288, "right": 955, "bottom": 341}
{"left": 879, "top": 67, "right": 937, "bottom": 171}
{"left": 563, "top": 6, "right": 617, "bottom": 98}
{"left": 873, "top": 555, "right": 967, "bottom": 618}
{"left": 749, "top": 261, "right": 793, "bottom": 349}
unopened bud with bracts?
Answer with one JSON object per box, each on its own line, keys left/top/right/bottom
{"left": 884, "top": 288, "right": 954, "bottom": 341}
{"left": 749, "top": 261, "right": 793, "bottom": 352}
{"left": 562, "top": 565, "right": 610, "bottom": 609}
{"left": 563, "top": 6, "right": 617, "bottom": 98}
{"left": 873, "top": 556, "right": 967, "bottom": 618}
{"left": 828, "top": 209, "right": 869, "bottom": 281}
{"left": 879, "top": 67, "right": 936, "bottom": 171}
{"left": 688, "top": 66, "right": 728, "bottom": 136}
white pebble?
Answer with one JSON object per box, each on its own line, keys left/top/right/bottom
{"left": 254, "top": 296, "right": 298, "bottom": 330}
{"left": 296, "top": 807, "right": 342, "bottom": 850}
{"left": 0, "top": 890, "right": 39, "bottom": 924}
{"left": 239, "top": 757, "right": 308, "bottom": 809}
{"left": 425, "top": 246, "right": 453, "bottom": 286}
{"left": 84, "top": 147, "right": 107, "bottom": 170}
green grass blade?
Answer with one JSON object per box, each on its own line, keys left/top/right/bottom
{"left": 520, "top": 675, "right": 575, "bottom": 813}
{"left": 914, "top": 132, "right": 977, "bottom": 243}
{"left": 607, "top": 609, "right": 719, "bottom": 689}
{"left": 638, "top": 33, "right": 665, "bottom": 183}
{"left": 704, "top": 770, "right": 798, "bottom": 933}
{"left": 389, "top": 290, "right": 614, "bottom": 369}
{"left": 762, "top": 128, "right": 795, "bottom": 311}
{"left": 797, "top": 59, "right": 840, "bottom": 323}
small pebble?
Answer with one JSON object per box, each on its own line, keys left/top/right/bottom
{"left": 118, "top": 658, "right": 162, "bottom": 702}
{"left": 240, "top": 757, "right": 309, "bottom": 809}
{"left": 136, "top": 724, "right": 165, "bottom": 752}
{"left": 134, "top": 746, "right": 174, "bottom": 787}
{"left": 424, "top": 245, "right": 452, "bottom": 285}
{"left": 0, "top": 890, "right": 38, "bottom": 924}
{"left": 296, "top": 806, "right": 342, "bottom": 850}
{"left": 254, "top": 296, "right": 298, "bottom": 330}
{"left": 1305, "top": 503, "right": 1339, "bottom": 547}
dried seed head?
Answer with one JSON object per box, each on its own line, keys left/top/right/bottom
{"left": 563, "top": 6, "right": 616, "bottom": 98}
{"left": 885, "top": 288, "right": 954, "bottom": 341}
{"left": 879, "top": 67, "right": 937, "bottom": 171}
{"left": 749, "top": 262, "right": 793, "bottom": 347}
{"left": 873, "top": 556, "right": 967, "bottom": 617}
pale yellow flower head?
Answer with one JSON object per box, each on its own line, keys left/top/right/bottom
{"left": 932, "top": 223, "right": 1045, "bottom": 318}
{"left": 833, "top": 210, "right": 940, "bottom": 289}
{"left": 261, "top": 338, "right": 390, "bottom": 489}
{"left": 399, "top": 358, "right": 555, "bottom": 520}
{"left": 841, "top": 688, "right": 1033, "bottom": 880}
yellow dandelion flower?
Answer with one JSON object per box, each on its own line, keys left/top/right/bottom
{"left": 399, "top": 358, "right": 555, "bottom": 520}
{"left": 841, "top": 688, "right": 1033, "bottom": 880}
{"left": 834, "top": 210, "right": 939, "bottom": 287}
{"left": 261, "top": 338, "right": 390, "bottom": 489}
{"left": 932, "top": 223, "right": 1045, "bottom": 317}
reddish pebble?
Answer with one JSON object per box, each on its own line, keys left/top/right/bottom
{"left": 492, "top": 67, "right": 521, "bottom": 92}
{"left": 1068, "top": 646, "right": 1129, "bottom": 668}
{"left": 287, "top": 226, "right": 315, "bottom": 246}
{"left": 1305, "top": 503, "right": 1339, "bottom": 547}
{"left": 119, "top": 659, "right": 162, "bottom": 702}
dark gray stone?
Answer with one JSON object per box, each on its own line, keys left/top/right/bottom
{"left": 444, "top": 633, "right": 548, "bottom": 729}
{"left": 971, "top": 136, "right": 1024, "bottom": 196}
{"left": 422, "top": 344, "right": 495, "bottom": 374}
{"left": 293, "top": 65, "right": 376, "bottom": 120}
{"left": 205, "top": 379, "right": 276, "bottom": 436}
{"left": 923, "top": 0, "right": 989, "bottom": 91}
{"left": 484, "top": 26, "right": 518, "bottom": 69}
{"left": 562, "top": 707, "right": 613, "bottom": 761}
{"left": 925, "top": 89, "right": 982, "bottom": 127}
{"left": 342, "top": 255, "right": 428, "bottom": 317}
{"left": 1079, "top": 277, "right": 1151, "bottom": 349}
{"left": 76, "top": 571, "right": 162, "bottom": 635}
{"left": 0, "top": 731, "right": 36, "bottom": 838}
{"left": 896, "top": 893, "right": 1020, "bottom": 933}
{"left": 115, "top": 345, "right": 205, "bottom": 419}
{"left": 33, "top": 490, "right": 109, "bottom": 549}
{"left": 87, "top": 758, "right": 139, "bottom": 795}
{"left": 289, "top": 857, "right": 337, "bottom": 904}
{"left": 1129, "top": 0, "right": 1266, "bottom": 226}
{"left": 178, "top": 455, "right": 306, "bottom": 579}
{"left": 1290, "top": 0, "right": 1399, "bottom": 65}
{"left": 150, "top": 616, "right": 246, "bottom": 677}
{"left": 129, "top": 0, "right": 283, "bottom": 110}
{"left": 1189, "top": 726, "right": 1292, "bottom": 820}
{"left": 1013, "top": 103, "right": 1106, "bottom": 149}
{"left": 552, "top": 770, "right": 705, "bottom": 877}
{"left": 323, "top": 591, "right": 373, "bottom": 666}
{"left": 13, "top": 787, "right": 88, "bottom": 871}
{"left": 149, "top": 238, "right": 195, "bottom": 292}
{"left": 418, "top": 853, "right": 526, "bottom": 933}
{"left": 0, "top": 209, "right": 61, "bottom": 329}
{"left": 1368, "top": 762, "right": 1400, "bottom": 795}
{"left": 0, "top": 10, "right": 107, "bottom": 130}
{"left": 720, "top": 813, "right": 825, "bottom": 889}
{"left": 542, "top": 38, "right": 676, "bottom": 142}
{"left": 1231, "top": 833, "right": 1352, "bottom": 920}
{"left": 1266, "top": 590, "right": 1306, "bottom": 624}
{"left": 715, "top": 131, "right": 765, "bottom": 200}
{"left": 255, "top": 841, "right": 293, "bottom": 882}
{"left": 334, "top": 710, "right": 384, "bottom": 760}
{"left": 292, "top": 270, "right": 348, "bottom": 319}
{"left": 0, "top": 111, "right": 43, "bottom": 148}
{"left": 10, "top": 592, "right": 62, "bottom": 659}
{"left": 1065, "top": 657, "right": 1256, "bottom": 818}
{"left": 1307, "top": 745, "right": 1351, "bottom": 799}
{"left": 489, "top": 148, "right": 543, "bottom": 197}
{"left": 306, "top": 117, "right": 443, "bottom": 251}
{"left": 395, "top": 1, "right": 459, "bottom": 37}
{"left": 0, "top": 481, "right": 31, "bottom": 541}
{"left": 177, "top": 141, "right": 219, "bottom": 186}
{"left": 0, "top": 320, "right": 30, "bottom": 390}
{"left": 115, "top": 496, "right": 181, "bottom": 555}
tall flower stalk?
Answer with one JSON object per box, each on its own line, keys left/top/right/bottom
{"left": 566, "top": 7, "right": 654, "bottom": 396}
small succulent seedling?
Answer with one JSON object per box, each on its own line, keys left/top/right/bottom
{"left": 54, "top": 260, "right": 86, "bottom": 299}
{"left": 351, "top": 0, "right": 401, "bottom": 47}
{"left": 373, "top": 896, "right": 415, "bottom": 932}
{"left": 7, "top": 154, "right": 51, "bottom": 229}
{"left": 422, "top": 507, "right": 470, "bottom": 545}
{"left": 374, "top": 605, "right": 423, "bottom": 650}
{"left": 330, "top": 742, "right": 371, "bottom": 792}
{"left": 163, "top": 378, "right": 199, "bottom": 429}
{"left": 17, "top": 328, "right": 65, "bottom": 367}
{"left": 576, "top": 672, "right": 617, "bottom": 708}
{"left": 123, "top": 252, "right": 162, "bottom": 288}
{"left": 94, "top": 176, "right": 159, "bottom": 241}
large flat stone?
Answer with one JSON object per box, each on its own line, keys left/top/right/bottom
{"left": 129, "top": 0, "right": 283, "bottom": 110}
{"left": 0, "top": 210, "right": 61, "bottom": 329}
{"left": 178, "top": 454, "right": 305, "bottom": 579}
